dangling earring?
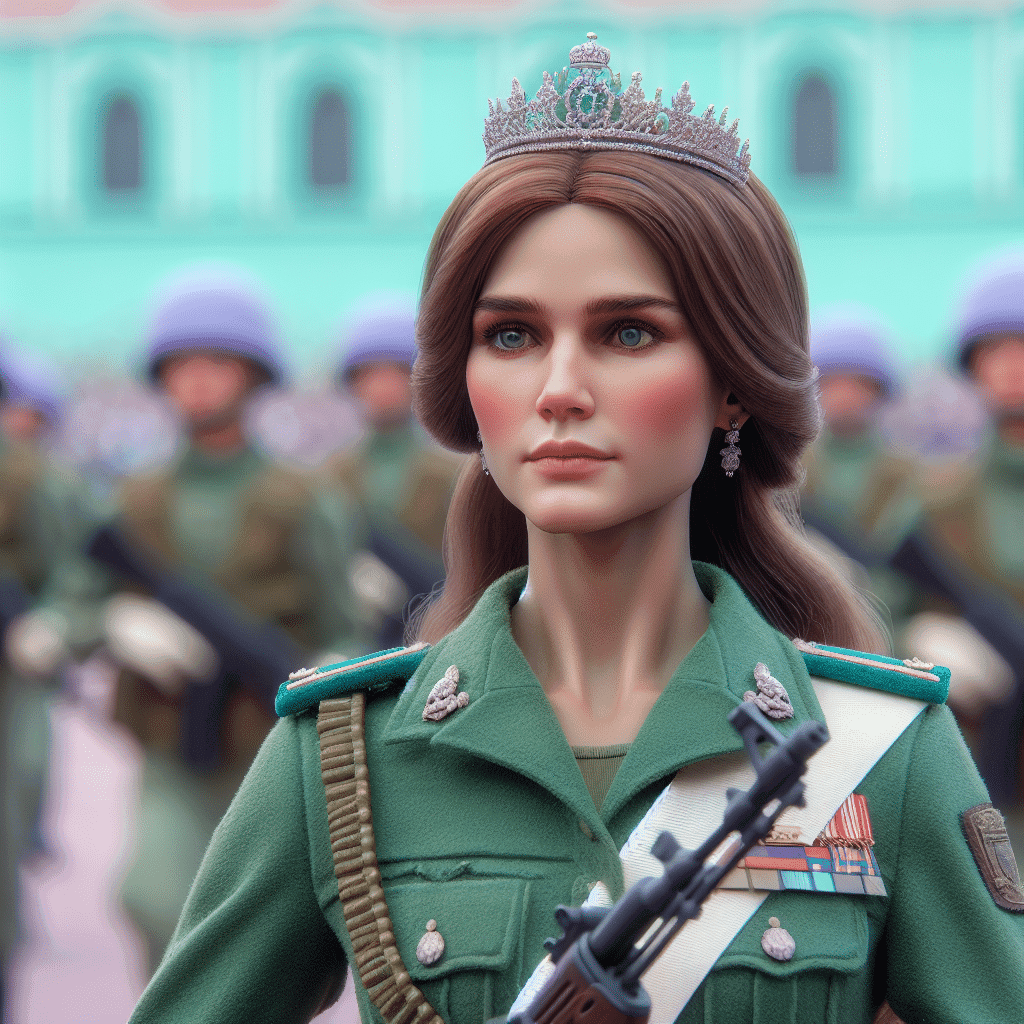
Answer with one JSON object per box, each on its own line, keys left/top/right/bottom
{"left": 477, "top": 430, "right": 489, "bottom": 476}
{"left": 720, "top": 418, "right": 741, "bottom": 478}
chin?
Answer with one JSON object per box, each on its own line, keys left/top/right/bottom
{"left": 524, "top": 501, "right": 641, "bottom": 537}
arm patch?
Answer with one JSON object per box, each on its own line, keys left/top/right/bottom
{"left": 961, "top": 802, "right": 1024, "bottom": 913}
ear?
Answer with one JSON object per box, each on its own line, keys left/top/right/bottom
{"left": 714, "top": 391, "right": 750, "bottom": 432}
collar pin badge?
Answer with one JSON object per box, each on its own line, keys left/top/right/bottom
{"left": 903, "top": 656, "right": 935, "bottom": 670}
{"left": 743, "top": 662, "right": 794, "bottom": 719}
{"left": 761, "top": 917, "right": 796, "bottom": 961}
{"left": 416, "top": 920, "right": 445, "bottom": 966}
{"left": 423, "top": 665, "right": 469, "bottom": 721}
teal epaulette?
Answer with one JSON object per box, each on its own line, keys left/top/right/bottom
{"left": 793, "top": 638, "right": 950, "bottom": 705}
{"left": 275, "top": 642, "right": 431, "bottom": 717}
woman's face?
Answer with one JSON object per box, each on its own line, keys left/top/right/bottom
{"left": 466, "top": 203, "right": 732, "bottom": 535}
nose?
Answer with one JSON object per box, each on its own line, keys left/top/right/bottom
{"left": 536, "top": 338, "right": 595, "bottom": 423}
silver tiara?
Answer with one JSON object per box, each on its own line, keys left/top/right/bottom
{"left": 482, "top": 34, "right": 751, "bottom": 187}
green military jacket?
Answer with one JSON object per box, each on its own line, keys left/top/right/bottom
{"left": 129, "top": 563, "right": 1024, "bottom": 1024}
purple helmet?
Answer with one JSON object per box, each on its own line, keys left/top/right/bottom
{"left": 338, "top": 293, "right": 418, "bottom": 384}
{"left": 953, "top": 250, "right": 1024, "bottom": 371}
{"left": 810, "top": 305, "right": 898, "bottom": 397}
{"left": 0, "top": 345, "right": 63, "bottom": 424}
{"left": 145, "top": 267, "right": 285, "bottom": 385}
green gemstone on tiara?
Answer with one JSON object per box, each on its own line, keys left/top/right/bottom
{"left": 482, "top": 33, "right": 751, "bottom": 187}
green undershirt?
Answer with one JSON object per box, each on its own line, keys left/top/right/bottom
{"left": 571, "top": 743, "right": 630, "bottom": 812}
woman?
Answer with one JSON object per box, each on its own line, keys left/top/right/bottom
{"left": 129, "top": 37, "right": 1024, "bottom": 1024}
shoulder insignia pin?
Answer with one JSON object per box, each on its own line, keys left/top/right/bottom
{"left": 275, "top": 642, "right": 430, "bottom": 717}
{"left": 423, "top": 665, "right": 469, "bottom": 722}
{"left": 792, "top": 638, "right": 950, "bottom": 704}
{"left": 903, "top": 656, "right": 935, "bottom": 671}
{"left": 962, "top": 803, "right": 1024, "bottom": 913}
{"left": 743, "top": 662, "right": 793, "bottom": 719}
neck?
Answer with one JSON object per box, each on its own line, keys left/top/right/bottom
{"left": 188, "top": 419, "right": 247, "bottom": 457}
{"left": 512, "top": 496, "right": 709, "bottom": 745}
{"left": 996, "top": 415, "right": 1024, "bottom": 449}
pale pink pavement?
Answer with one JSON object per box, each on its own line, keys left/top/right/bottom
{"left": 4, "top": 663, "right": 360, "bottom": 1024}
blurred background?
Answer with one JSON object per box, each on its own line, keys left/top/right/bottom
{"left": 1, "top": 0, "right": 1022, "bottom": 373}
{"left": 1, "top": 0, "right": 1023, "bottom": 1021}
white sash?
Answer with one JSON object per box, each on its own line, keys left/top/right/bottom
{"left": 510, "top": 677, "right": 928, "bottom": 1024}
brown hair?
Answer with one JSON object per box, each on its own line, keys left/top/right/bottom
{"left": 412, "top": 151, "right": 886, "bottom": 653}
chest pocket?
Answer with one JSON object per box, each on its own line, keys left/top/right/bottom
{"left": 694, "top": 897, "right": 871, "bottom": 1024}
{"left": 385, "top": 876, "right": 531, "bottom": 1024}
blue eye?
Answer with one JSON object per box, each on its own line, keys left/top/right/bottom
{"left": 494, "top": 329, "right": 527, "bottom": 350}
{"left": 618, "top": 326, "right": 652, "bottom": 348}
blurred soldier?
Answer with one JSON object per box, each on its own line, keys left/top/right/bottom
{"left": 801, "top": 309, "right": 919, "bottom": 636}
{"left": 909, "top": 253, "right": 1024, "bottom": 804}
{"left": 326, "top": 296, "right": 461, "bottom": 647}
{"left": 0, "top": 342, "right": 99, "bottom": 1012}
{"left": 104, "top": 269, "right": 365, "bottom": 973}
{"left": 928, "top": 253, "right": 1024, "bottom": 591}
{"left": 0, "top": 348, "right": 63, "bottom": 447}
{"left": 0, "top": 348, "right": 66, "bottom": 866}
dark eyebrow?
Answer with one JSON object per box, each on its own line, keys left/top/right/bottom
{"left": 472, "top": 295, "right": 681, "bottom": 317}
{"left": 472, "top": 296, "right": 544, "bottom": 316}
{"left": 585, "top": 296, "right": 682, "bottom": 316}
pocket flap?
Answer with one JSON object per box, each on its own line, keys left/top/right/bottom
{"left": 711, "top": 895, "right": 869, "bottom": 978}
{"left": 386, "top": 876, "right": 529, "bottom": 980}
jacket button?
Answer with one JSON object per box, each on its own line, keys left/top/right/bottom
{"left": 761, "top": 917, "right": 796, "bottom": 962}
{"left": 578, "top": 819, "right": 596, "bottom": 841}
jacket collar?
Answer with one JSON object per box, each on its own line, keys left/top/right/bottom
{"left": 383, "top": 563, "right": 824, "bottom": 830}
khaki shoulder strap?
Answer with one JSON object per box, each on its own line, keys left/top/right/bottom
{"left": 326, "top": 449, "right": 368, "bottom": 507}
{"left": 244, "top": 463, "right": 313, "bottom": 519}
{"left": 318, "top": 694, "right": 444, "bottom": 1024}
{"left": 118, "top": 473, "right": 176, "bottom": 562}
{"left": 0, "top": 444, "right": 47, "bottom": 590}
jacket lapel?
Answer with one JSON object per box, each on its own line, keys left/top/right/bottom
{"left": 597, "top": 565, "right": 826, "bottom": 825}
{"left": 382, "top": 564, "right": 826, "bottom": 840}
{"left": 382, "top": 569, "right": 600, "bottom": 828}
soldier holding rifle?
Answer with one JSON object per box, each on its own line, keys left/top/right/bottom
{"left": 0, "top": 340, "right": 100, "bottom": 1017}
{"left": 99, "top": 267, "right": 365, "bottom": 973}
{"left": 128, "top": 40, "right": 1024, "bottom": 1023}
{"left": 326, "top": 296, "right": 460, "bottom": 649}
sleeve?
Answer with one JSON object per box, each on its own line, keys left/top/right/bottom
{"left": 32, "top": 468, "right": 115, "bottom": 655}
{"left": 293, "top": 482, "right": 372, "bottom": 658}
{"left": 883, "top": 703, "right": 1024, "bottom": 1023}
{"left": 128, "top": 716, "right": 347, "bottom": 1024}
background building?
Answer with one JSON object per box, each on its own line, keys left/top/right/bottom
{"left": 1, "top": 0, "right": 1023, "bottom": 371}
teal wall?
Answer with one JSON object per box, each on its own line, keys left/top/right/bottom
{"left": 1, "top": 3, "right": 1023, "bottom": 376}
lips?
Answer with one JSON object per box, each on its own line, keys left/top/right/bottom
{"left": 526, "top": 440, "right": 614, "bottom": 461}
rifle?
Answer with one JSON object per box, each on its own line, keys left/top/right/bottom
{"left": 0, "top": 571, "right": 33, "bottom": 641}
{"left": 87, "top": 523, "right": 306, "bottom": 767}
{"left": 508, "top": 704, "right": 829, "bottom": 1024}
{"left": 801, "top": 504, "right": 1024, "bottom": 677}
{"left": 803, "top": 503, "right": 1024, "bottom": 802}
{"left": 366, "top": 522, "right": 445, "bottom": 649}
{"left": 888, "top": 531, "right": 1024, "bottom": 805}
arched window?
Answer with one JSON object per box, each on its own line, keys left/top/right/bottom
{"left": 791, "top": 73, "right": 838, "bottom": 177}
{"left": 308, "top": 87, "right": 351, "bottom": 189}
{"left": 102, "top": 93, "right": 143, "bottom": 193}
